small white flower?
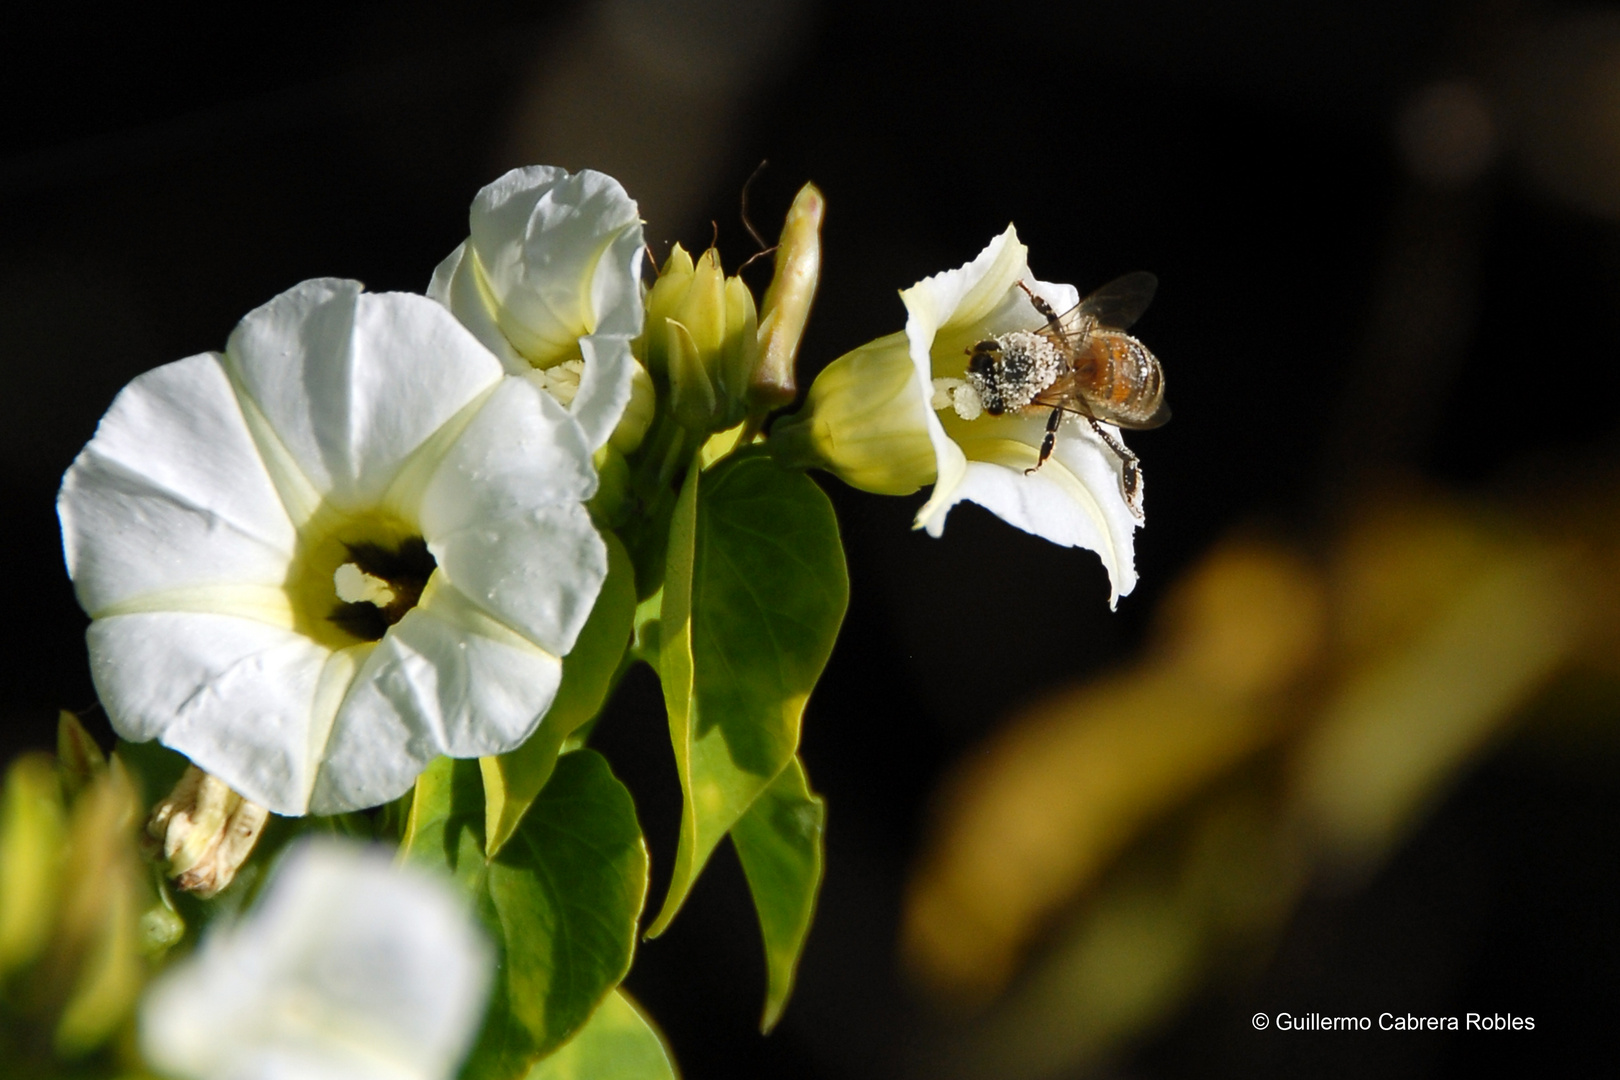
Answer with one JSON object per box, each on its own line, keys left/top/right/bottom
{"left": 905, "top": 226, "right": 1143, "bottom": 605}
{"left": 59, "top": 279, "right": 607, "bottom": 815}
{"left": 429, "top": 165, "right": 647, "bottom": 453}
{"left": 140, "top": 839, "right": 493, "bottom": 1080}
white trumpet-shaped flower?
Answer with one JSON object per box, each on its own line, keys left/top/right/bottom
{"left": 140, "top": 839, "right": 493, "bottom": 1080}
{"left": 430, "top": 165, "right": 649, "bottom": 453}
{"left": 59, "top": 279, "right": 607, "bottom": 815}
{"left": 905, "top": 226, "right": 1143, "bottom": 605}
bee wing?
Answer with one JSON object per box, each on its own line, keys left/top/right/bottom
{"left": 1072, "top": 271, "right": 1158, "bottom": 331}
{"left": 1109, "top": 398, "right": 1171, "bottom": 430}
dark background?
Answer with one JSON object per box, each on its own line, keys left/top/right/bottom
{"left": 3, "top": 1, "right": 1617, "bottom": 1075}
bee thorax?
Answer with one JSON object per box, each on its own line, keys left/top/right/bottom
{"left": 965, "top": 331, "right": 1065, "bottom": 415}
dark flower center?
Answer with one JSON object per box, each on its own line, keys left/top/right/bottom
{"left": 328, "top": 537, "right": 437, "bottom": 642}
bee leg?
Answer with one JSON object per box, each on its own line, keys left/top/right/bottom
{"left": 1025, "top": 408, "right": 1063, "bottom": 474}
{"left": 1084, "top": 416, "right": 1144, "bottom": 512}
{"left": 1015, "top": 280, "right": 1062, "bottom": 327}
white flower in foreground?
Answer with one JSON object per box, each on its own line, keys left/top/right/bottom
{"left": 59, "top": 279, "right": 606, "bottom": 815}
{"left": 430, "top": 165, "right": 649, "bottom": 453}
{"left": 906, "top": 226, "right": 1143, "bottom": 605}
{"left": 141, "top": 840, "right": 492, "bottom": 1080}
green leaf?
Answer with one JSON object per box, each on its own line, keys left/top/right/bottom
{"left": 400, "top": 757, "right": 486, "bottom": 886}
{"left": 731, "top": 756, "right": 825, "bottom": 1032}
{"left": 403, "top": 752, "right": 649, "bottom": 1080}
{"left": 482, "top": 532, "right": 637, "bottom": 856}
{"left": 523, "top": 990, "right": 677, "bottom": 1080}
{"left": 650, "top": 448, "right": 847, "bottom": 936}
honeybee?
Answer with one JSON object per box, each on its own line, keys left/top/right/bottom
{"left": 963, "top": 272, "right": 1169, "bottom": 512}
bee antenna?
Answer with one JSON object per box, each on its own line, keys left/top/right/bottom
{"left": 740, "top": 159, "right": 770, "bottom": 250}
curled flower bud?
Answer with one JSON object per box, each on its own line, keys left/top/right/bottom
{"left": 769, "top": 333, "right": 938, "bottom": 496}
{"left": 429, "top": 166, "right": 646, "bottom": 453}
{"left": 145, "top": 767, "right": 269, "bottom": 899}
{"left": 751, "top": 182, "right": 825, "bottom": 414}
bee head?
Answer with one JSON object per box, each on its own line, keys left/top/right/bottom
{"left": 966, "top": 342, "right": 1000, "bottom": 376}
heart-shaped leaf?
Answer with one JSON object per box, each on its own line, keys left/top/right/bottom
{"left": 650, "top": 448, "right": 846, "bottom": 935}
{"left": 732, "top": 755, "right": 825, "bottom": 1031}
{"left": 523, "top": 989, "right": 676, "bottom": 1080}
{"left": 403, "top": 750, "right": 648, "bottom": 1080}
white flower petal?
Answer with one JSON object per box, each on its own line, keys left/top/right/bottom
{"left": 417, "top": 377, "right": 606, "bottom": 654}
{"left": 226, "top": 281, "right": 505, "bottom": 510}
{"left": 418, "top": 374, "right": 597, "bottom": 518}
{"left": 59, "top": 353, "right": 295, "bottom": 617}
{"left": 427, "top": 242, "right": 528, "bottom": 372}
{"left": 314, "top": 586, "right": 563, "bottom": 814}
{"left": 430, "top": 502, "right": 607, "bottom": 658}
{"left": 86, "top": 614, "right": 338, "bottom": 814}
{"left": 1046, "top": 420, "right": 1142, "bottom": 601}
{"left": 570, "top": 331, "right": 639, "bottom": 452}
{"left": 140, "top": 839, "right": 492, "bottom": 1080}
{"left": 919, "top": 418, "right": 1140, "bottom": 606}
{"left": 904, "top": 225, "right": 1142, "bottom": 604}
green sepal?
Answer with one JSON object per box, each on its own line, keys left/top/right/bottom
{"left": 55, "top": 712, "right": 105, "bottom": 799}
{"left": 523, "top": 990, "right": 677, "bottom": 1080}
{"left": 649, "top": 448, "right": 847, "bottom": 937}
{"left": 628, "top": 588, "right": 664, "bottom": 670}
{"left": 732, "top": 756, "right": 825, "bottom": 1032}
{"left": 402, "top": 752, "right": 649, "bottom": 1080}
{"left": 482, "top": 532, "right": 637, "bottom": 856}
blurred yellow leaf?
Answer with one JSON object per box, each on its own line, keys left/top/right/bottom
{"left": 903, "top": 484, "right": 1620, "bottom": 1078}
{"left": 1296, "top": 539, "right": 1582, "bottom": 860}
{"left": 904, "top": 541, "right": 1325, "bottom": 1002}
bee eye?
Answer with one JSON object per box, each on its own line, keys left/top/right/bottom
{"left": 967, "top": 351, "right": 995, "bottom": 375}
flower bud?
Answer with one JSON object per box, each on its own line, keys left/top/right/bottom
{"left": 769, "top": 333, "right": 938, "bottom": 495}
{"left": 145, "top": 767, "right": 269, "bottom": 899}
{"left": 640, "top": 245, "right": 760, "bottom": 433}
{"left": 752, "top": 182, "right": 824, "bottom": 414}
